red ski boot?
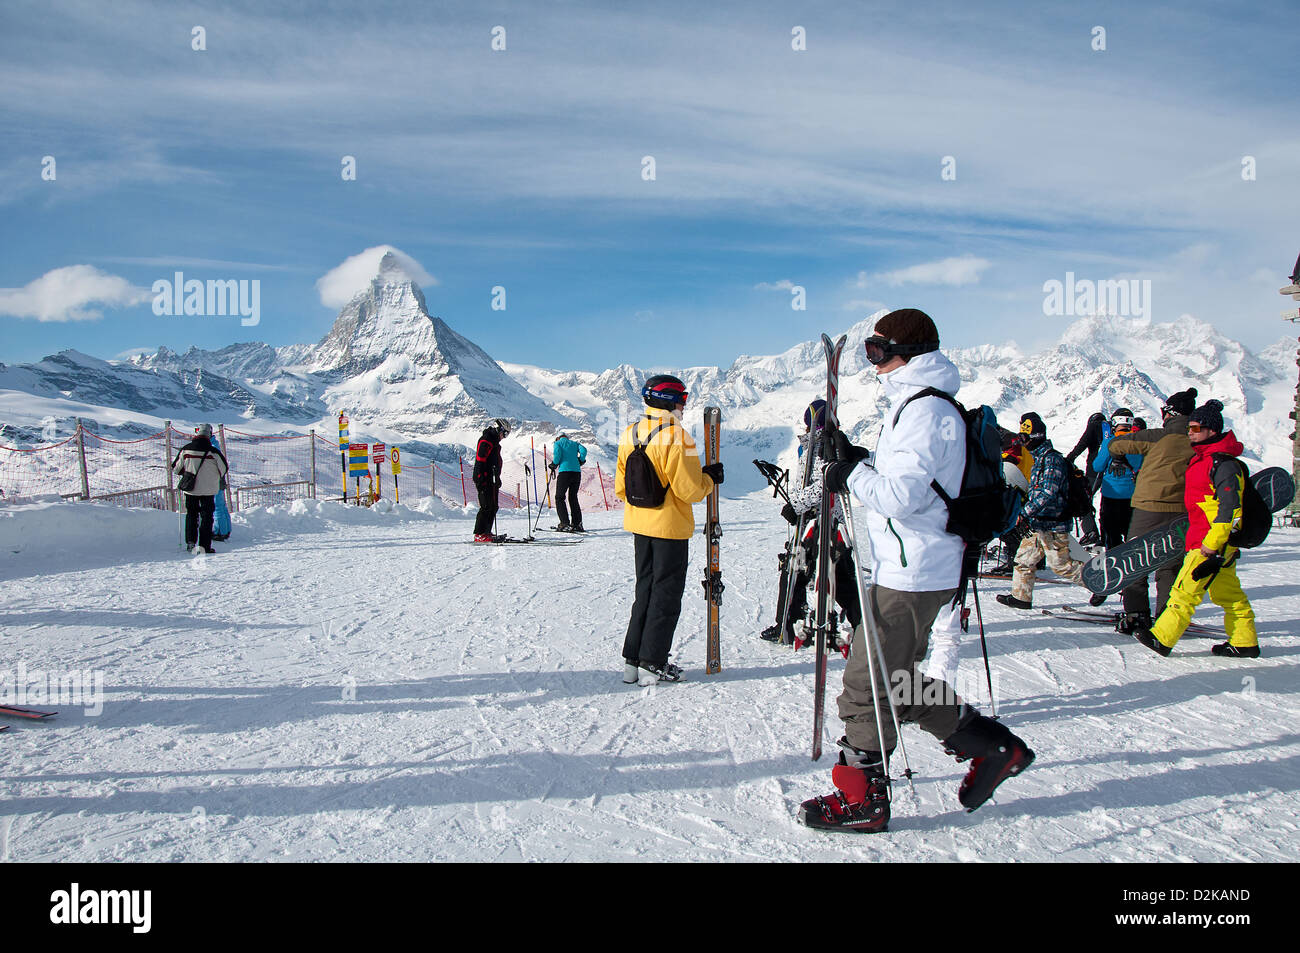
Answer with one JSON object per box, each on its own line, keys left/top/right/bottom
{"left": 942, "top": 711, "right": 1034, "bottom": 812}
{"left": 797, "top": 740, "right": 890, "bottom": 833}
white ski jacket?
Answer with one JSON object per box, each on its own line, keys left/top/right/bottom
{"left": 845, "top": 350, "right": 966, "bottom": 592}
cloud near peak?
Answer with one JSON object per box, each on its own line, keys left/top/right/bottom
{"left": 860, "top": 256, "right": 992, "bottom": 289}
{"left": 315, "top": 246, "right": 437, "bottom": 309}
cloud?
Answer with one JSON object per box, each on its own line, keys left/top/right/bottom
{"left": 841, "top": 298, "right": 886, "bottom": 312}
{"left": 755, "top": 279, "right": 796, "bottom": 292}
{"left": 315, "top": 245, "right": 438, "bottom": 308}
{"left": 0, "top": 265, "right": 150, "bottom": 322}
{"left": 862, "top": 256, "right": 992, "bottom": 288}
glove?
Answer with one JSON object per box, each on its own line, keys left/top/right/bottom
{"left": 822, "top": 430, "right": 870, "bottom": 466}
{"left": 702, "top": 462, "right": 724, "bottom": 485}
{"left": 823, "top": 460, "right": 856, "bottom": 494}
{"left": 548, "top": 463, "right": 557, "bottom": 474}
{"left": 780, "top": 502, "right": 798, "bottom": 525}
{"left": 1191, "top": 552, "right": 1224, "bottom": 582}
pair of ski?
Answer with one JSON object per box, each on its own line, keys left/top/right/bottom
{"left": 1041, "top": 606, "right": 1219, "bottom": 636}
{"left": 0, "top": 705, "right": 57, "bottom": 731}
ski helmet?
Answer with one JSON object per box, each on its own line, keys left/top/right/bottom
{"left": 1110, "top": 407, "right": 1135, "bottom": 433}
{"left": 803, "top": 399, "right": 828, "bottom": 431}
{"left": 642, "top": 374, "right": 689, "bottom": 410}
{"left": 491, "top": 417, "right": 511, "bottom": 438}
{"left": 195, "top": 423, "right": 214, "bottom": 439}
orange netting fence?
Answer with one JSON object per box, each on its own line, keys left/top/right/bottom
{"left": 1, "top": 421, "right": 622, "bottom": 517}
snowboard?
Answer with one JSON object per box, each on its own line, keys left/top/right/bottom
{"left": 1082, "top": 467, "right": 1296, "bottom": 596}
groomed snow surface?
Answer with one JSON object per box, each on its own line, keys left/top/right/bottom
{"left": 1, "top": 495, "right": 1296, "bottom": 862}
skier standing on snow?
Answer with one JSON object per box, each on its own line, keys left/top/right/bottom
{"left": 1131, "top": 400, "right": 1260, "bottom": 659}
{"left": 615, "top": 375, "right": 723, "bottom": 686}
{"left": 1064, "top": 412, "right": 1108, "bottom": 545}
{"left": 172, "top": 423, "right": 230, "bottom": 554}
{"left": 1103, "top": 388, "right": 1197, "bottom": 632}
{"left": 995, "top": 414, "right": 1088, "bottom": 610}
{"left": 760, "top": 400, "right": 862, "bottom": 647}
{"left": 800, "top": 309, "right": 1033, "bottom": 833}
{"left": 549, "top": 433, "right": 588, "bottom": 533}
{"left": 986, "top": 426, "right": 1035, "bottom": 575}
{"left": 1091, "top": 408, "right": 1142, "bottom": 551}
{"left": 472, "top": 418, "right": 511, "bottom": 543}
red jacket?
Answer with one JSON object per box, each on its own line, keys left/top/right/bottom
{"left": 1183, "top": 431, "right": 1245, "bottom": 551}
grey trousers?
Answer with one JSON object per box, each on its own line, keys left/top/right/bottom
{"left": 836, "top": 584, "right": 963, "bottom": 754}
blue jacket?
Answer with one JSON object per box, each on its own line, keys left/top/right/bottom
{"left": 552, "top": 436, "right": 587, "bottom": 473}
{"left": 1023, "top": 441, "right": 1072, "bottom": 532}
{"left": 1093, "top": 430, "right": 1142, "bottom": 500}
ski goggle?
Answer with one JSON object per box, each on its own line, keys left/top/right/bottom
{"left": 1110, "top": 415, "right": 1135, "bottom": 431}
{"left": 863, "top": 335, "right": 939, "bottom": 366}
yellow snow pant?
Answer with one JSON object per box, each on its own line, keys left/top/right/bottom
{"left": 1150, "top": 548, "right": 1257, "bottom": 650}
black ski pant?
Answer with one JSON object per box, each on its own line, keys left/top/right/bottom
{"left": 183, "top": 494, "right": 215, "bottom": 550}
{"left": 555, "top": 470, "right": 582, "bottom": 528}
{"left": 473, "top": 484, "right": 500, "bottom": 536}
{"left": 782, "top": 539, "right": 862, "bottom": 633}
{"left": 1121, "top": 507, "right": 1182, "bottom": 618}
{"left": 623, "top": 534, "right": 690, "bottom": 668}
{"left": 1099, "top": 495, "right": 1133, "bottom": 550}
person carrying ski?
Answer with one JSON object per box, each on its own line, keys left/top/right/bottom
{"left": 615, "top": 375, "right": 723, "bottom": 686}
{"left": 1132, "top": 401, "right": 1259, "bottom": 658}
{"left": 472, "top": 418, "right": 510, "bottom": 543}
{"left": 1103, "top": 388, "right": 1197, "bottom": 632}
{"left": 995, "top": 413, "right": 1087, "bottom": 609}
{"left": 1091, "top": 408, "right": 1142, "bottom": 550}
{"left": 549, "top": 433, "right": 588, "bottom": 532}
{"left": 800, "top": 309, "right": 1033, "bottom": 833}
{"left": 760, "top": 399, "right": 862, "bottom": 648}
{"left": 172, "top": 423, "right": 230, "bottom": 554}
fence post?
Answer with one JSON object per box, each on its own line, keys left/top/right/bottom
{"left": 75, "top": 418, "right": 91, "bottom": 500}
{"left": 597, "top": 462, "right": 610, "bottom": 510}
{"left": 431, "top": 465, "right": 435, "bottom": 498}
{"left": 309, "top": 429, "right": 317, "bottom": 499}
{"left": 217, "top": 424, "right": 234, "bottom": 512}
{"left": 164, "top": 420, "right": 177, "bottom": 511}
{"left": 516, "top": 482, "right": 521, "bottom": 509}
{"left": 459, "top": 456, "right": 467, "bottom": 505}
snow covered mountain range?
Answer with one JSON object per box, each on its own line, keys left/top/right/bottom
{"left": 1, "top": 250, "right": 1295, "bottom": 487}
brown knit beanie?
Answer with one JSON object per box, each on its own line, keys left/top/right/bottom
{"left": 874, "top": 309, "right": 940, "bottom": 349}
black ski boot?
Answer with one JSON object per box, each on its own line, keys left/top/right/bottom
{"left": 1088, "top": 592, "right": 1108, "bottom": 607}
{"left": 1132, "top": 627, "right": 1172, "bottom": 657}
{"left": 941, "top": 710, "right": 1035, "bottom": 812}
{"left": 798, "top": 739, "right": 890, "bottom": 833}
{"left": 760, "top": 624, "right": 794, "bottom": 643}
{"left": 1212, "top": 642, "right": 1261, "bottom": 658}
{"left": 996, "top": 593, "right": 1032, "bottom": 610}
{"left": 1115, "top": 611, "right": 1152, "bottom": 635}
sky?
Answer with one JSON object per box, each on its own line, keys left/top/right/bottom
{"left": 1, "top": 0, "right": 1297, "bottom": 373}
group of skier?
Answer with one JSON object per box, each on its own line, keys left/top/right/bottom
{"left": 598, "top": 306, "right": 1273, "bottom": 834}
{"left": 470, "top": 418, "right": 591, "bottom": 542}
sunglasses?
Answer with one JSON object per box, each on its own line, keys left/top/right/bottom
{"left": 1186, "top": 423, "right": 1208, "bottom": 433}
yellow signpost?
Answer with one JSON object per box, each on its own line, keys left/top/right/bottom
{"left": 390, "top": 446, "right": 401, "bottom": 503}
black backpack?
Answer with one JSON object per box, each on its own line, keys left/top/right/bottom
{"left": 624, "top": 419, "right": 673, "bottom": 508}
{"left": 1211, "top": 455, "right": 1271, "bottom": 549}
{"left": 892, "top": 388, "right": 1022, "bottom": 546}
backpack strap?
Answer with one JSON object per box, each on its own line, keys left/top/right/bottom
{"left": 635, "top": 417, "right": 674, "bottom": 449}
{"left": 1209, "top": 452, "right": 1247, "bottom": 488}
{"left": 891, "top": 386, "right": 961, "bottom": 429}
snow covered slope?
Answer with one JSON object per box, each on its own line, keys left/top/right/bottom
{"left": 1, "top": 495, "right": 1296, "bottom": 861}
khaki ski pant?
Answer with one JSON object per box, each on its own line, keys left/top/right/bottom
{"left": 1011, "top": 530, "right": 1084, "bottom": 603}
{"left": 837, "top": 585, "right": 962, "bottom": 755}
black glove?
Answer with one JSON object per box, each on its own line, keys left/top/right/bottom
{"left": 702, "top": 462, "right": 724, "bottom": 485}
{"left": 823, "top": 460, "right": 856, "bottom": 494}
{"left": 548, "top": 463, "right": 557, "bottom": 474}
{"left": 780, "top": 502, "right": 798, "bottom": 525}
{"left": 822, "top": 430, "right": 870, "bottom": 466}
{"left": 1191, "top": 553, "right": 1224, "bottom": 582}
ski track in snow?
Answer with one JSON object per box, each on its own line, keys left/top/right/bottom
{"left": 1, "top": 497, "right": 1298, "bottom": 862}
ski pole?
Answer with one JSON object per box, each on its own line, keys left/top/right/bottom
{"left": 836, "top": 491, "right": 918, "bottom": 802}
{"left": 971, "top": 574, "right": 997, "bottom": 719}
{"left": 532, "top": 466, "right": 554, "bottom": 535}
{"left": 523, "top": 463, "right": 533, "bottom": 540}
